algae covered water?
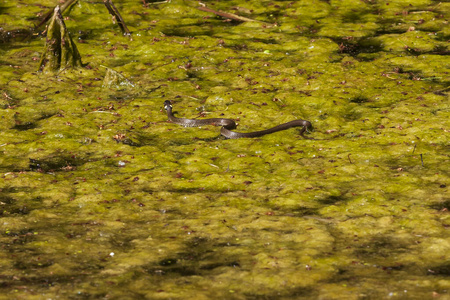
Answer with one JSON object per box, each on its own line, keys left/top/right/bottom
{"left": 0, "top": 0, "right": 449, "bottom": 298}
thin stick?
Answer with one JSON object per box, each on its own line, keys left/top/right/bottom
{"left": 103, "top": 0, "right": 131, "bottom": 35}
{"left": 412, "top": 144, "right": 416, "bottom": 154}
{"left": 420, "top": 154, "right": 424, "bottom": 167}
{"left": 348, "top": 154, "right": 353, "bottom": 164}
{"left": 145, "top": 0, "right": 171, "bottom": 4}
{"left": 197, "top": 4, "right": 273, "bottom": 26}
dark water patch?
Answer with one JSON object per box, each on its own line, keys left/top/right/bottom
{"left": 113, "top": 134, "right": 152, "bottom": 147}
{"left": 186, "top": 236, "right": 210, "bottom": 248}
{"left": 68, "top": 291, "right": 101, "bottom": 299}
{"left": 12, "top": 121, "right": 37, "bottom": 131}
{"left": 342, "top": 13, "right": 373, "bottom": 24}
{"left": 353, "top": 235, "right": 412, "bottom": 259}
{"left": 12, "top": 112, "right": 57, "bottom": 131}
{"left": 14, "top": 259, "right": 54, "bottom": 270}
{"left": 0, "top": 194, "right": 14, "bottom": 205}
{"left": 318, "top": 113, "right": 329, "bottom": 121}
{"left": 343, "top": 110, "right": 362, "bottom": 122}
{"left": 430, "top": 44, "right": 449, "bottom": 55}
{"left": 428, "top": 199, "right": 449, "bottom": 211}
{"left": 199, "top": 261, "right": 240, "bottom": 270}
{"left": 332, "top": 37, "right": 383, "bottom": 58}
{"left": 147, "top": 265, "right": 198, "bottom": 277}
{"left": 4, "top": 228, "right": 37, "bottom": 246}
{"left": 162, "top": 138, "right": 199, "bottom": 147}
{"left": 158, "top": 258, "right": 178, "bottom": 266}
{"left": 146, "top": 258, "right": 198, "bottom": 276}
{"left": 215, "top": 242, "right": 241, "bottom": 247}
{"left": 390, "top": 66, "right": 446, "bottom": 85}
{"left": 161, "top": 24, "right": 215, "bottom": 37}
{"left": 6, "top": 204, "right": 32, "bottom": 215}
{"left": 223, "top": 42, "right": 249, "bottom": 51}
{"left": 76, "top": 29, "right": 94, "bottom": 42}
{"left": 166, "top": 187, "right": 242, "bottom": 194}
{"left": 0, "top": 273, "right": 92, "bottom": 291}
{"left": 244, "top": 286, "right": 316, "bottom": 300}
{"left": 375, "top": 25, "right": 414, "bottom": 36}
{"left": 284, "top": 207, "right": 320, "bottom": 217}
{"left": 162, "top": 187, "right": 211, "bottom": 194}
{"left": 0, "top": 186, "right": 33, "bottom": 194}
{"left": 294, "top": 24, "right": 322, "bottom": 37}
{"left": 350, "top": 96, "right": 369, "bottom": 104}
{"left": 120, "top": 133, "right": 159, "bottom": 147}
{"left": 0, "top": 28, "right": 33, "bottom": 44}
{"left": 318, "top": 195, "right": 346, "bottom": 205}
{"left": 0, "top": 194, "right": 42, "bottom": 217}
{"left": 332, "top": 259, "right": 449, "bottom": 285}
{"left": 427, "top": 263, "right": 450, "bottom": 276}
{"left": 146, "top": 236, "right": 243, "bottom": 277}
{"left": 29, "top": 155, "right": 88, "bottom": 172}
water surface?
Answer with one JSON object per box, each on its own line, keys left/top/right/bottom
{"left": 0, "top": 0, "right": 449, "bottom": 299}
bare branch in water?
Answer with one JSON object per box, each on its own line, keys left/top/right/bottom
{"left": 197, "top": 3, "right": 274, "bottom": 26}
{"left": 103, "top": 0, "right": 131, "bottom": 36}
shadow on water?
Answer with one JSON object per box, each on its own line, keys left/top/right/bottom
{"left": 158, "top": 22, "right": 222, "bottom": 37}
{"left": 12, "top": 112, "right": 57, "bottom": 131}
{"left": 428, "top": 199, "right": 450, "bottom": 211}
{"left": 0, "top": 188, "right": 43, "bottom": 217}
{"left": 29, "top": 155, "right": 88, "bottom": 172}
{"left": 243, "top": 287, "right": 317, "bottom": 300}
{"left": 114, "top": 133, "right": 159, "bottom": 147}
{"left": 146, "top": 235, "right": 320, "bottom": 299}
{"left": 427, "top": 263, "right": 450, "bottom": 277}
{"left": 12, "top": 122, "right": 38, "bottom": 131}
{"left": 144, "top": 236, "right": 242, "bottom": 277}
{"left": 332, "top": 37, "right": 384, "bottom": 59}
{"left": 317, "top": 195, "right": 347, "bottom": 205}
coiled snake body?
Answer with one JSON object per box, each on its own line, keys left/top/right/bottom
{"left": 164, "top": 100, "right": 312, "bottom": 139}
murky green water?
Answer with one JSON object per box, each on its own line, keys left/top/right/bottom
{"left": 0, "top": 0, "right": 449, "bottom": 299}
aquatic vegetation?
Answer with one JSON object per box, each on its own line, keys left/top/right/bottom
{"left": 0, "top": 0, "right": 448, "bottom": 298}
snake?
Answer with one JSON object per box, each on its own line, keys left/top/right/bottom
{"left": 164, "top": 100, "right": 313, "bottom": 139}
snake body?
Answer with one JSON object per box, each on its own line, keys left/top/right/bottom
{"left": 164, "top": 100, "right": 312, "bottom": 139}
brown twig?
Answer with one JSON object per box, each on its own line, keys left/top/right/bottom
{"left": 103, "top": 0, "right": 131, "bottom": 35}
{"left": 348, "top": 154, "right": 353, "bottom": 164}
{"left": 197, "top": 4, "right": 273, "bottom": 26}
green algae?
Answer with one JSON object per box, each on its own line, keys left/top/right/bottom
{"left": 0, "top": 0, "right": 449, "bottom": 299}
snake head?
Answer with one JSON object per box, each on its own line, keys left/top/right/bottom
{"left": 163, "top": 100, "right": 172, "bottom": 111}
{"left": 304, "top": 121, "right": 313, "bottom": 132}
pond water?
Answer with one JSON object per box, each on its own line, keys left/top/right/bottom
{"left": 0, "top": 0, "right": 449, "bottom": 298}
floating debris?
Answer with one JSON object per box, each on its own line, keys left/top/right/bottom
{"left": 102, "top": 66, "right": 135, "bottom": 89}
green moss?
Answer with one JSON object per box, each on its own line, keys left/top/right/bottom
{"left": 0, "top": 0, "right": 449, "bottom": 298}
